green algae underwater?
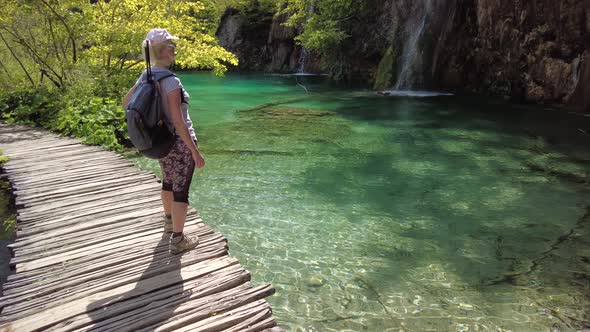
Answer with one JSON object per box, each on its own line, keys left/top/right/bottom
{"left": 129, "top": 73, "right": 590, "bottom": 332}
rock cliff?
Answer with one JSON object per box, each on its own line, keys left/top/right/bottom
{"left": 216, "top": 1, "right": 589, "bottom": 112}
{"left": 441, "top": 0, "right": 588, "bottom": 111}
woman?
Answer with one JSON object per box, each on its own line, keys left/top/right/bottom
{"left": 123, "top": 28, "right": 205, "bottom": 254}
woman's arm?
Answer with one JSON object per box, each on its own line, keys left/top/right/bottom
{"left": 122, "top": 85, "right": 136, "bottom": 109}
{"left": 166, "top": 88, "right": 205, "bottom": 168}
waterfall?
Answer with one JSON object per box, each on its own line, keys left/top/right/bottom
{"left": 297, "top": 1, "right": 316, "bottom": 74}
{"left": 394, "top": 0, "right": 433, "bottom": 90}
{"left": 298, "top": 47, "right": 310, "bottom": 73}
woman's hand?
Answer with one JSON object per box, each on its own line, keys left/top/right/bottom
{"left": 192, "top": 149, "right": 205, "bottom": 169}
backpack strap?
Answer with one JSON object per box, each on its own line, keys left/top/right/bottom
{"left": 151, "top": 72, "right": 183, "bottom": 130}
{"left": 150, "top": 71, "right": 175, "bottom": 83}
{"left": 151, "top": 71, "right": 186, "bottom": 104}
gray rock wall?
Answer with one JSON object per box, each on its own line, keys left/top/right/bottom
{"left": 216, "top": 1, "right": 589, "bottom": 112}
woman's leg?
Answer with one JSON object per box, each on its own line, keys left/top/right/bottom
{"left": 159, "top": 162, "right": 174, "bottom": 232}
{"left": 162, "top": 138, "right": 197, "bottom": 254}
{"left": 161, "top": 190, "right": 173, "bottom": 216}
{"left": 171, "top": 201, "right": 188, "bottom": 232}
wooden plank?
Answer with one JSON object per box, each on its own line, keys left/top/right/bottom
{"left": 11, "top": 164, "right": 140, "bottom": 189}
{"left": 4, "top": 157, "right": 131, "bottom": 177}
{"left": 3, "top": 152, "right": 124, "bottom": 170}
{"left": 13, "top": 173, "right": 156, "bottom": 198}
{"left": 3, "top": 220, "right": 215, "bottom": 289}
{"left": 15, "top": 184, "right": 160, "bottom": 222}
{"left": 10, "top": 214, "right": 207, "bottom": 276}
{"left": 15, "top": 191, "right": 162, "bottom": 228}
{"left": 235, "top": 317, "right": 279, "bottom": 332}
{"left": 16, "top": 178, "right": 160, "bottom": 210}
{"left": 4, "top": 141, "right": 95, "bottom": 153}
{"left": 2, "top": 242, "right": 226, "bottom": 312}
{"left": 12, "top": 205, "right": 170, "bottom": 259}
{"left": 15, "top": 205, "right": 166, "bottom": 242}
{"left": 2, "top": 237, "right": 229, "bottom": 316}
{"left": 13, "top": 209, "right": 180, "bottom": 272}
{"left": 1, "top": 257, "right": 240, "bottom": 331}
{"left": 90, "top": 284, "right": 274, "bottom": 332}
{"left": 15, "top": 175, "right": 157, "bottom": 206}
{"left": 2, "top": 235, "right": 224, "bottom": 300}
{"left": 1, "top": 139, "right": 80, "bottom": 152}
{"left": 3, "top": 220, "right": 208, "bottom": 286}
{"left": 174, "top": 300, "right": 272, "bottom": 332}
{"left": 4, "top": 145, "right": 102, "bottom": 159}
{"left": 8, "top": 161, "right": 135, "bottom": 182}
{"left": 5, "top": 142, "right": 87, "bottom": 154}
{"left": 15, "top": 182, "right": 160, "bottom": 220}
{"left": 45, "top": 265, "right": 249, "bottom": 331}
{"left": 0, "top": 124, "right": 280, "bottom": 331}
{"left": 12, "top": 198, "right": 166, "bottom": 252}
{"left": 3, "top": 156, "right": 128, "bottom": 177}
{"left": 12, "top": 172, "right": 154, "bottom": 201}
{"left": 9, "top": 216, "right": 210, "bottom": 274}
{"left": 4, "top": 146, "right": 112, "bottom": 162}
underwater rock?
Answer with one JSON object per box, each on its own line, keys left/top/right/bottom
{"left": 305, "top": 276, "right": 326, "bottom": 287}
{"left": 458, "top": 303, "right": 474, "bottom": 311}
{"left": 260, "top": 107, "right": 333, "bottom": 118}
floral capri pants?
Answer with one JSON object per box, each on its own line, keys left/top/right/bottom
{"left": 159, "top": 137, "right": 195, "bottom": 203}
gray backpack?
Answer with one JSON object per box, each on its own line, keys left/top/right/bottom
{"left": 125, "top": 41, "right": 176, "bottom": 159}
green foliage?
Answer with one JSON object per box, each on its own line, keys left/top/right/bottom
{"left": 278, "top": 0, "right": 361, "bottom": 70}
{"left": 87, "top": 0, "right": 238, "bottom": 75}
{"left": 0, "top": 151, "right": 14, "bottom": 240}
{"left": 0, "top": 0, "right": 238, "bottom": 152}
{"left": 218, "top": 0, "right": 277, "bottom": 13}
{"left": 50, "top": 97, "right": 127, "bottom": 151}
{"left": 373, "top": 45, "right": 395, "bottom": 90}
{"left": 280, "top": 0, "right": 356, "bottom": 47}
{"left": 1, "top": 215, "right": 16, "bottom": 240}
{"left": 296, "top": 17, "right": 348, "bottom": 53}
{"left": 0, "top": 0, "right": 238, "bottom": 89}
{"left": 0, "top": 150, "right": 7, "bottom": 165}
{"left": 0, "top": 88, "right": 62, "bottom": 127}
{"left": 0, "top": 85, "right": 128, "bottom": 151}
{"left": 235, "top": 0, "right": 276, "bottom": 42}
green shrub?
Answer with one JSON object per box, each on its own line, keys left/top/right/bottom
{"left": 51, "top": 97, "right": 128, "bottom": 151}
{"left": 0, "top": 67, "right": 135, "bottom": 152}
{"left": 0, "top": 87, "right": 62, "bottom": 127}
{"left": 0, "top": 150, "right": 14, "bottom": 240}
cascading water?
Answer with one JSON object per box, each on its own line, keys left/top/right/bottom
{"left": 376, "top": 0, "right": 459, "bottom": 96}
{"left": 394, "top": 16, "right": 427, "bottom": 89}
{"left": 297, "top": 1, "right": 316, "bottom": 74}
{"left": 298, "top": 48, "right": 310, "bottom": 74}
{"left": 394, "top": 0, "right": 433, "bottom": 90}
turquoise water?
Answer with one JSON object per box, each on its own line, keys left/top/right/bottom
{"left": 130, "top": 73, "right": 590, "bottom": 332}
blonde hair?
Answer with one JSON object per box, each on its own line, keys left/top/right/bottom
{"left": 141, "top": 39, "right": 168, "bottom": 63}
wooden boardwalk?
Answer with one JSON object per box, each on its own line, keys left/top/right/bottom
{"left": 0, "top": 124, "right": 281, "bottom": 331}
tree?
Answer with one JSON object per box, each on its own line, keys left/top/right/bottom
{"left": 0, "top": 0, "right": 88, "bottom": 88}
{"left": 87, "top": 0, "right": 238, "bottom": 75}
{"left": 278, "top": 0, "right": 356, "bottom": 56}
{"left": 0, "top": 0, "right": 239, "bottom": 89}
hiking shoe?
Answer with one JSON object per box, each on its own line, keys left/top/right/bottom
{"left": 164, "top": 216, "right": 173, "bottom": 233}
{"left": 170, "top": 234, "right": 199, "bottom": 255}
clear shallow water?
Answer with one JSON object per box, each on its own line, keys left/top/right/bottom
{"left": 130, "top": 73, "right": 590, "bottom": 332}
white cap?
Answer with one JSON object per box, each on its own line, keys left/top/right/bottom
{"left": 145, "top": 28, "right": 179, "bottom": 45}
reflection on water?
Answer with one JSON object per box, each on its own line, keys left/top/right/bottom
{"left": 376, "top": 90, "right": 454, "bottom": 97}
{"left": 129, "top": 73, "right": 590, "bottom": 332}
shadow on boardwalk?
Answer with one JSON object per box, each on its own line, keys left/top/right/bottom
{"left": 86, "top": 234, "right": 184, "bottom": 330}
{"left": 0, "top": 124, "right": 281, "bottom": 331}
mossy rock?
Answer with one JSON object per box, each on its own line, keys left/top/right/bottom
{"left": 204, "top": 104, "right": 351, "bottom": 154}
{"left": 259, "top": 106, "right": 333, "bottom": 118}
{"left": 373, "top": 45, "right": 395, "bottom": 91}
